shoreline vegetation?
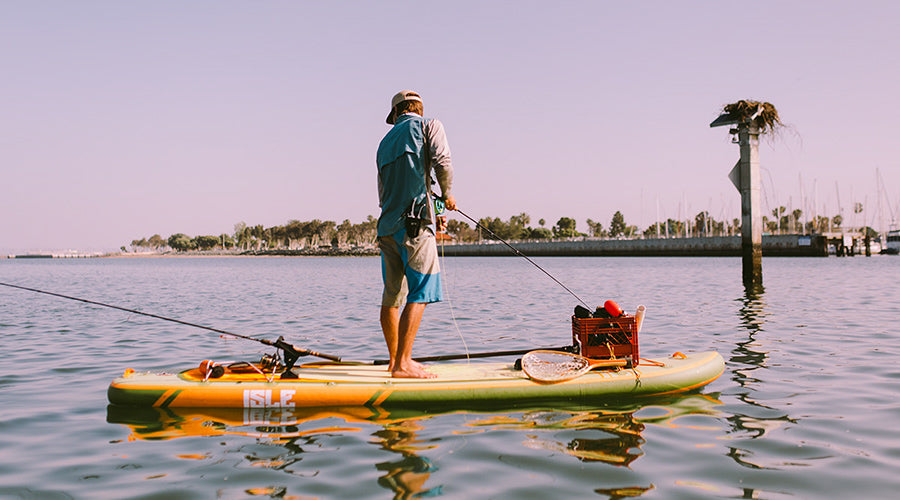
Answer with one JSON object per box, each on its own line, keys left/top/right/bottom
{"left": 121, "top": 246, "right": 382, "bottom": 257}
{"left": 122, "top": 208, "right": 872, "bottom": 256}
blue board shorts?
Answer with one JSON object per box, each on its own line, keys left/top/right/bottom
{"left": 378, "top": 228, "right": 443, "bottom": 307}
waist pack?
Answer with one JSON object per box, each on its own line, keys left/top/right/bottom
{"left": 405, "top": 195, "right": 430, "bottom": 238}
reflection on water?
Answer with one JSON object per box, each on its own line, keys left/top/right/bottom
{"left": 726, "top": 283, "right": 797, "bottom": 476}
{"left": 594, "top": 485, "right": 655, "bottom": 499}
{"left": 731, "top": 282, "right": 772, "bottom": 403}
{"left": 375, "top": 419, "right": 442, "bottom": 499}
{"left": 108, "top": 393, "right": 723, "bottom": 497}
{"left": 473, "top": 410, "right": 645, "bottom": 465}
{"left": 106, "top": 406, "right": 371, "bottom": 441}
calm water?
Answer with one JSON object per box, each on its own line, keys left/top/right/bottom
{"left": 1, "top": 255, "right": 899, "bottom": 499}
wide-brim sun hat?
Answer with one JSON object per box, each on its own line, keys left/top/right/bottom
{"left": 386, "top": 90, "right": 422, "bottom": 124}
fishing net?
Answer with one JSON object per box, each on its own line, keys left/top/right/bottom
{"left": 521, "top": 350, "right": 589, "bottom": 383}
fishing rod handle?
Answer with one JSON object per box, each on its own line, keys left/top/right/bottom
{"left": 305, "top": 349, "right": 342, "bottom": 362}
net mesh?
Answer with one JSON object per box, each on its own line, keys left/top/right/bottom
{"left": 522, "top": 350, "right": 589, "bottom": 383}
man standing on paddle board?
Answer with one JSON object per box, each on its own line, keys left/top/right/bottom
{"left": 376, "top": 90, "right": 456, "bottom": 378}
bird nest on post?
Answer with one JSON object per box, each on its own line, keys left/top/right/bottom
{"left": 722, "top": 100, "right": 782, "bottom": 133}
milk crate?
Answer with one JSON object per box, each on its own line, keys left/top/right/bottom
{"left": 572, "top": 315, "right": 639, "bottom": 367}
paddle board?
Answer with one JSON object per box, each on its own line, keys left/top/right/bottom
{"left": 108, "top": 351, "right": 724, "bottom": 409}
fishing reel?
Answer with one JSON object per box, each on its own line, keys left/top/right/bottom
{"left": 199, "top": 359, "right": 225, "bottom": 379}
{"left": 260, "top": 353, "right": 284, "bottom": 372}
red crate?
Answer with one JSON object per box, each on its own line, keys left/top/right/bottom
{"left": 572, "top": 315, "right": 639, "bottom": 367}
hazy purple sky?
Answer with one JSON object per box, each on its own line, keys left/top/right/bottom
{"left": 2, "top": 1, "right": 898, "bottom": 253}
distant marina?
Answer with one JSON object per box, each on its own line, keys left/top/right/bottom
{"left": 437, "top": 232, "right": 896, "bottom": 258}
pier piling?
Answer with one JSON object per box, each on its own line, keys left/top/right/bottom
{"left": 711, "top": 101, "right": 780, "bottom": 287}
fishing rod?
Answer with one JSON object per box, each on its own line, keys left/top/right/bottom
{"left": 373, "top": 344, "right": 575, "bottom": 365}
{"left": 0, "top": 281, "right": 341, "bottom": 371}
{"left": 453, "top": 208, "right": 591, "bottom": 309}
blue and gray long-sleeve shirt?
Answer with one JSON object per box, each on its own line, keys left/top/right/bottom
{"left": 376, "top": 113, "right": 453, "bottom": 237}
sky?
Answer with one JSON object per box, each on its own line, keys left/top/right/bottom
{"left": 2, "top": 1, "right": 899, "bottom": 253}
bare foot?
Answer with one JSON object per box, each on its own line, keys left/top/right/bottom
{"left": 392, "top": 363, "right": 437, "bottom": 379}
{"left": 388, "top": 359, "right": 429, "bottom": 373}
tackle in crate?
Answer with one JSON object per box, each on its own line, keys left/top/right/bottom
{"left": 572, "top": 300, "right": 646, "bottom": 367}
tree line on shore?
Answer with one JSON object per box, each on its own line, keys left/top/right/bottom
{"left": 125, "top": 206, "right": 868, "bottom": 253}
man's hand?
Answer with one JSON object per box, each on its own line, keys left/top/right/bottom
{"left": 443, "top": 194, "right": 457, "bottom": 211}
{"left": 437, "top": 216, "right": 448, "bottom": 233}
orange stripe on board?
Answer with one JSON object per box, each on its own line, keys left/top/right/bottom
{"left": 153, "top": 389, "right": 178, "bottom": 408}
{"left": 371, "top": 388, "right": 394, "bottom": 406}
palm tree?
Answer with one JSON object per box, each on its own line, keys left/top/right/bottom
{"left": 148, "top": 234, "right": 166, "bottom": 251}
{"left": 251, "top": 225, "right": 266, "bottom": 250}
{"left": 792, "top": 209, "right": 803, "bottom": 233}
{"left": 585, "top": 219, "right": 604, "bottom": 237}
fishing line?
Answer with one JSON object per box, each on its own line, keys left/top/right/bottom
{"left": 0, "top": 281, "right": 341, "bottom": 363}
{"left": 438, "top": 237, "right": 470, "bottom": 363}
{"left": 453, "top": 209, "right": 591, "bottom": 309}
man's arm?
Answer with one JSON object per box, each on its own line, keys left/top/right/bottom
{"left": 425, "top": 119, "right": 453, "bottom": 206}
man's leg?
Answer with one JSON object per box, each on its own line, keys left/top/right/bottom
{"left": 381, "top": 304, "right": 433, "bottom": 377}
{"left": 392, "top": 302, "right": 434, "bottom": 378}
{"left": 379, "top": 232, "right": 405, "bottom": 371}
{"left": 380, "top": 305, "right": 400, "bottom": 367}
